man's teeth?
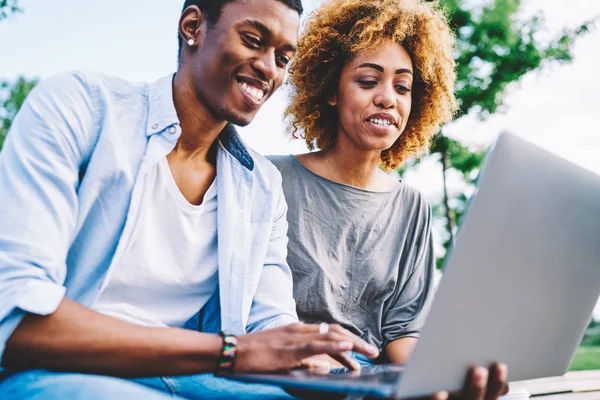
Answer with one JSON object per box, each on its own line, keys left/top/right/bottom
{"left": 368, "top": 118, "right": 393, "bottom": 126}
{"left": 240, "top": 81, "right": 265, "bottom": 101}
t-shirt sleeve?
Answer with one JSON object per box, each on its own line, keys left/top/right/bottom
{"left": 381, "top": 197, "right": 436, "bottom": 346}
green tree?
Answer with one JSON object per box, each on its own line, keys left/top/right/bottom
{"left": 0, "top": 0, "right": 20, "bottom": 21}
{"left": 408, "top": 0, "right": 595, "bottom": 264}
{"left": 0, "top": 77, "right": 38, "bottom": 150}
{"left": 0, "top": 0, "right": 37, "bottom": 152}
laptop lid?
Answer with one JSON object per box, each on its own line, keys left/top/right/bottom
{"left": 395, "top": 132, "right": 600, "bottom": 398}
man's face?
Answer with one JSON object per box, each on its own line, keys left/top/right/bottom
{"left": 187, "top": 0, "right": 300, "bottom": 126}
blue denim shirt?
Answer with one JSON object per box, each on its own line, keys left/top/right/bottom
{"left": 0, "top": 72, "right": 298, "bottom": 369}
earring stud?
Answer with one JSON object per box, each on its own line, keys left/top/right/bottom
{"left": 187, "top": 39, "right": 195, "bottom": 46}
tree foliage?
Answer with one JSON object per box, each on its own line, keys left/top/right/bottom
{"left": 0, "top": 0, "right": 20, "bottom": 21}
{"left": 0, "top": 0, "right": 36, "bottom": 152}
{"left": 406, "top": 0, "right": 595, "bottom": 265}
{"left": 0, "top": 77, "right": 38, "bottom": 150}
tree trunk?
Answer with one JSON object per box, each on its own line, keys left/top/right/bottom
{"left": 441, "top": 148, "right": 455, "bottom": 249}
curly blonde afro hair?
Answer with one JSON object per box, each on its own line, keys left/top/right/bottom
{"left": 285, "top": 0, "right": 458, "bottom": 170}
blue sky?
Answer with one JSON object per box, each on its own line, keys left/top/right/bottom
{"left": 1, "top": 0, "right": 599, "bottom": 318}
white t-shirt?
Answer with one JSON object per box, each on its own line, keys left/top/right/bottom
{"left": 93, "top": 157, "right": 219, "bottom": 328}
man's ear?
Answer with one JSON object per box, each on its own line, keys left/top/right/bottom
{"left": 179, "top": 5, "right": 206, "bottom": 48}
{"left": 327, "top": 92, "right": 337, "bottom": 107}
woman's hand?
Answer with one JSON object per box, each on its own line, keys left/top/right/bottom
{"left": 430, "top": 363, "right": 509, "bottom": 400}
{"left": 234, "top": 322, "right": 378, "bottom": 373}
{"left": 297, "top": 354, "right": 347, "bottom": 372}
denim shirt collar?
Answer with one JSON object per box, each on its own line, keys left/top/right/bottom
{"left": 147, "top": 74, "right": 254, "bottom": 171}
{"left": 146, "top": 74, "right": 179, "bottom": 137}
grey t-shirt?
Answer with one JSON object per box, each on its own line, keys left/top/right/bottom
{"left": 269, "top": 155, "right": 435, "bottom": 353}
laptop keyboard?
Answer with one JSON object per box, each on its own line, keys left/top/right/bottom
{"left": 316, "top": 365, "right": 403, "bottom": 384}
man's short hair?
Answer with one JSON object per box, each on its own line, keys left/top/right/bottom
{"left": 178, "top": 0, "right": 303, "bottom": 55}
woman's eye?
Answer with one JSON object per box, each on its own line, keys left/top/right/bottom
{"left": 276, "top": 55, "right": 290, "bottom": 67}
{"left": 395, "top": 84, "right": 411, "bottom": 93}
{"left": 358, "top": 80, "right": 377, "bottom": 87}
{"left": 243, "top": 34, "right": 261, "bottom": 48}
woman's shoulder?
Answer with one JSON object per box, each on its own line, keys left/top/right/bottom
{"left": 266, "top": 154, "right": 295, "bottom": 171}
{"left": 393, "top": 180, "right": 432, "bottom": 215}
{"left": 266, "top": 154, "right": 312, "bottom": 182}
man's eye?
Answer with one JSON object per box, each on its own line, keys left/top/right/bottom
{"left": 243, "top": 34, "right": 261, "bottom": 48}
{"left": 276, "top": 55, "right": 290, "bottom": 67}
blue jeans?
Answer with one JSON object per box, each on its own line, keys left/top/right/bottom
{"left": 0, "top": 370, "right": 296, "bottom": 400}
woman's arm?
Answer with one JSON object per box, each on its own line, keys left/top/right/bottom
{"left": 385, "top": 337, "right": 417, "bottom": 364}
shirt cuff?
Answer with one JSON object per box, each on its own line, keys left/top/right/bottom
{"left": 0, "top": 279, "right": 66, "bottom": 371}
{"left": 247, "top": 314, "right": 298, "bottom": 333}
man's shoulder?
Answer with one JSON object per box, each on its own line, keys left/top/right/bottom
{"left": 34, "top": 71, "right": 150, "bottom": 106}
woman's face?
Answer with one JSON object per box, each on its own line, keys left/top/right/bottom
{"left": 330, "top": 40, "right": 413, "bottom": 152}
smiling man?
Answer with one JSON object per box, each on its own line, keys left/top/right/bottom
{"left": 0, "top": 0, "right": 380, "bottom": 399}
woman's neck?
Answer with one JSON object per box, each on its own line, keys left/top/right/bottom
{"left": 298, "top": 139, "right": 398, "bottom": 192}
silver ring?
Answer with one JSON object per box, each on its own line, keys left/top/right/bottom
{"left": 319, "top": 322, "right": 329, "bottom": 334}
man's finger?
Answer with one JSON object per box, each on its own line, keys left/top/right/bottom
{"left": 295, "top": 340, "right": 354, "bottom": 360}
{"left": 291, "top": 331, "right": 378, "bottom": 359}
{"left": 326, "top": 324, "right": 380, "bottom": 359}
{"left": 326, "top": 323, "right": 355, "bottom": 337}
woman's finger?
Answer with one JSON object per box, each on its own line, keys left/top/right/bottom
{"left": 297, "top": 356, "right": 332, "bottom": 373}
{"left": 330, "top": 351, "right": 361, "bottom": 371}
{"left": 463, "top": 367, "right": 488, "bottom": 400}
{"left": 485, "top": 363, "right": 508, "bottom": 400}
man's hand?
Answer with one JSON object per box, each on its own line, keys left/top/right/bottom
{"left": 431, "top": 363, "right": 509, "bottom": 400}
{"left": 234, "top": 322, "right": 378, "bottom": 373}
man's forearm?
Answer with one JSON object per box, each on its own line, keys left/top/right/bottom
{"left": 2, "top": 298, "right": 222, "bottom": 377}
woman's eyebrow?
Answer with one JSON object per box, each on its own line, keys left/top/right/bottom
{"left": 395, "top": 68, "right": 413, "bottom": 75}
{"left": 357, "top": 63, "right": 413, "bottom": 75}
{"left": 357, "top": 63, "right": 383, "bottom": 72}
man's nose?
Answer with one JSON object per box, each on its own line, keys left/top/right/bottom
{"left": 252, "top": 50, "right": 278, "bottom": 82}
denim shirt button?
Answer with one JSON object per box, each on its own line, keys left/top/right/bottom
{"left": 168, "top": 126, "right": 177, "bottom": 134}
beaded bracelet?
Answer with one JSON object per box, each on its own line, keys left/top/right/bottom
{"left": 215, "top": 331, "right": 238, "bottom": 375}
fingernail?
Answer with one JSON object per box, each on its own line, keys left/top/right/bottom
{"left": 367, "top": 344, "right": 378, "bottom": 355}
{"left": 498, "top": 363, "right": 508, "bottom": 380}
{"left": 475, "top": 368, "right": 489, "bottom": 385}
{"left": 435, "top": 391, "right": 449, "bottom": 400}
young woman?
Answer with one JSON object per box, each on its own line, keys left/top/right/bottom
{"left": 270, "top": 0, "right": 508, "bottom": 398}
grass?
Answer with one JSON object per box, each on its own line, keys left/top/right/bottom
{"left": 568, "top": 345, "right": 600, "bottom": 371}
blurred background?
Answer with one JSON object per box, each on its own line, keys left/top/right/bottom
{"left": 1, "top": 0, "right": 598, "bottom": 370}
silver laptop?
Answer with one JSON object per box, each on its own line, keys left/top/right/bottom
{"left": 231, "top": 132, "right": 600, "bottom": 399}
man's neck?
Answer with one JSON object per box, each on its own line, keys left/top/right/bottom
{"left": 171, "top": 72, "right": 227, "bottom": 163}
